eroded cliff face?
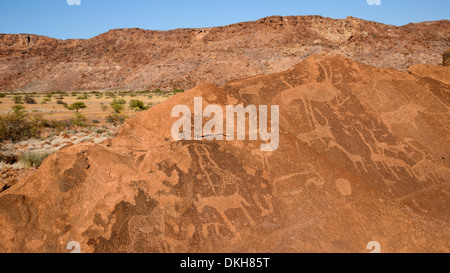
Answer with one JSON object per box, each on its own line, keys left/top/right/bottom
{"left": 1, "top": 16, "right": 449, "bottom": 92}
{"left": 0, "top": 54, "right": 448, "bottom": 253}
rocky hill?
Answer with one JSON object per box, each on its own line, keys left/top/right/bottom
{"left": 1, "top": 16, "right": 449, "bottom": 92}
{"left": 0, "top": 54, "right": 448, "bottom": 253}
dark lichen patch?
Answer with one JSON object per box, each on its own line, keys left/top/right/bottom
{"left": 56, "top": 152, "right": 89, "bottom": 193}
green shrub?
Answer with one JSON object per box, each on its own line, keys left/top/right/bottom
{"left": 92, "top": 119, "right": 100, "bottom": 124}
{"left": 129, "top": 99, "right": 147, "bottom": 111}
{"left": 71, "top": 112, "right": 87, "bottom": 127}
{"left": 19, "top": 151, "right": 55, "bottom": 168}
{"left": 113, "top": 98, "right": 126, "bottom": 105}
{"left": 11, "top": 105, "right": 26, "bottom": 113}
{"left": 110, "top": 101, "right": 124, "bottom": 114}
{"left": 106, "top": 92, "right": 116, "bottom": 98}
{"left": 0, "top": 110, "right": 45, "bottom": 142}
{"left": 13, "top": 95, "right": 23, "bottom": 104}
{"left": 77, "top": 94, "right": 89, "bottom": 100}
{"left": 24, "top": 95, "right": 37, "bottom": 104}
{"left": 106, "top": 114, "right": 127, "bottom": 126}
{"left": 47, "top": 120, "right": 66, "bottom": 131}
{"left": 94, "top": 128, "right": 104, "bottom": 134}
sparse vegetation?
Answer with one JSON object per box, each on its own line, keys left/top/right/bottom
{"left": 24, "top": 95, "right": 37, "bottom": 104}
{"left": 13, "top": 95, "right": 23, "bottom": 104}
{"left": 129, "top": 99, "right": 147, "bottom": 111}
{"left": 11, "top": 105, "right": 26, "bottom": 113}
{"left": 0, "top": 106, "right": 45, "bottom": 142}
{"left": 0, "top": 89, "right": 174, "bottom": 147}
{"left": 106, "top": 92, "right": 116, "bottom": 98}
{"left": 77, "top": 94, "right": 89, "bottom": 100}
{"left": 110, "top": 100, "right": 125, "bottom": 114}
{"left": 106, "top": 113, "right": 127, "bottom": 126}
{"left": 19, "top": 150, "right": 55, "bottom": 168}
{"left": 71, "top": 112, "right": 87, "bottom": 127}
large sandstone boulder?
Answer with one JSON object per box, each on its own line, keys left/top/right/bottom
{"left": 0, "top": 54, "right": 449, "bottom": 253}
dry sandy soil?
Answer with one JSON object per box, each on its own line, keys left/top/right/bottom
{"left": 0, "top": 93, "right": 170, "bottom": 120}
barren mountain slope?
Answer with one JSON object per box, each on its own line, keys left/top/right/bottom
{"left": 1, "top": 16, "right": 449, "bottom": 92}
{"left": 0, "top": 54, "right": 448, "bottom": 253}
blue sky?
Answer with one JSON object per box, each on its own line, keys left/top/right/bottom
{"left": 0, "top": 0, "right": 448, "bottom": 40}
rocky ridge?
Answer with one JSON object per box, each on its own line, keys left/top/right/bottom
{"left": 1, "top": 16, "right": 449, "bottom": 92}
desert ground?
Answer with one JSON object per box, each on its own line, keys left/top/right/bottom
{"left": 0, "top": 90, "right": 173, "bottom": 119}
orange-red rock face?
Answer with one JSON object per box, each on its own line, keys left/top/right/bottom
{"left": 443, "top": 49, "right": 450, "bottom": 66}
{"left": 0, "top": 54, "right": 448, "bottom": 253}
{"left": 408, "top": 64, "right": 450, "bottom": 85}
{"left": 1, "top": 16, "right": 449, "bottom": 92}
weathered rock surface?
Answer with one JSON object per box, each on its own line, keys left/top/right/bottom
{"left": 408, "top": 64, "right": 450, "bottom": 85}
{"left": 1, "top": 16, "right": 449, "bottom": 92}
{"left": 443, "top": 49, "right": 450, "bottom": 66}
{"left": 0, "top": 54, "right": 449, "bottom": 253}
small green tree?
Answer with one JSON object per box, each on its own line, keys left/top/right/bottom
{"left": 68, "top": 102, "right": 87, "bottom": 113}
